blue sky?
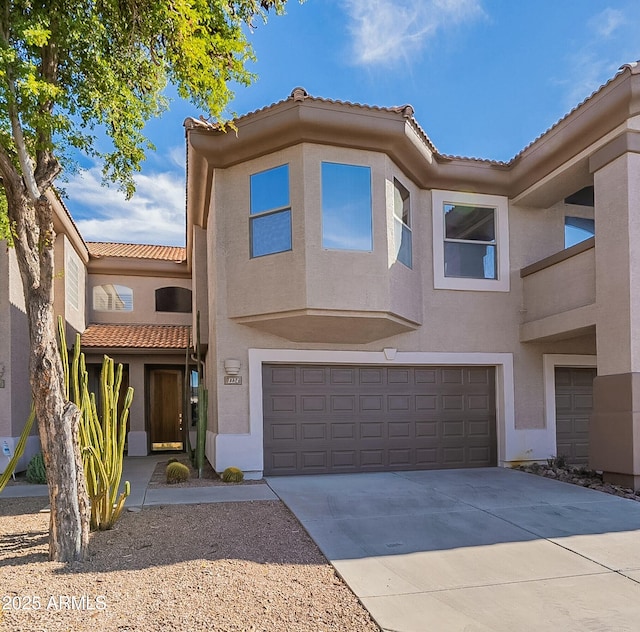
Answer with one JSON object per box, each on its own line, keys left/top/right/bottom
{"left": 65, "top": 0, "right": 640, "bottom": 246}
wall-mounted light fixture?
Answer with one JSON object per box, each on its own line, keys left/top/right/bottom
{"left": 223, "top": 359, "right": 241, "bottom": 376}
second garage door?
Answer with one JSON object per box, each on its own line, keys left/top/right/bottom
{"left": 263, "top": 364, "right": 497, "bottom": 475}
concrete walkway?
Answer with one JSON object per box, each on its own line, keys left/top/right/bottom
{"left": 267, "top": 468, "right": 640, "bottom": 632}
{"left": 0, "top": 455, "right": 278, "bottom": 505}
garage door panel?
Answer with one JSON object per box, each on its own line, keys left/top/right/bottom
{"left": 270, "top": 423, "right": 297, "bottom": 441}
{"left": 270, "top": 367, "right": 296, "bottom": 384}
{"left": 415, "top": 369, "right": 437, "bottom": 383}
{"left": 263, "top": 364, "right": 496, "bottom": 475}
{"left": 331, "top": 422, "right": 356, "bottom": 439}
{"left": 416, "top": 421, "right": 438, "bottom": 437}
{"left": 360, "top": 395, "right": 383, "bottom": 411}
{"left": 301, "top": 452, "right": 326, "bottom": 469}
{"left": 388, "top": 369, "right": 410, "bottom": 383}
{"left": 416, "top": 395, "right": 437, "bottom": 410}
{"left": 301, "top": 368, "right": 325, "bottom": 384}
{"left": 301, "top": 395, "right": 325, "bottom": 412}
{"left": 331, "top": 395, "right": 355, "bottom": 412}
{"left": 443, "top": 395, "right": 464, "bottom": 410}
{"left": 301, "top": 423, "right": 326, "bottom": 440}
{"left": 388, "top": 422, "right": 411, "bottom": 438}
{"left": 330, "top": 368, "right": 355, "bottom": 384}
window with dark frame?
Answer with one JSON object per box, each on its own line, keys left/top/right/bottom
{"left": 443, "top": 203, "right": 497, "bottom": 280}
{"left": 155, "top": 286, "right": 192, "bottom": 313}
{"left": 250, "top": 164, "right": 292, "bottom": 258}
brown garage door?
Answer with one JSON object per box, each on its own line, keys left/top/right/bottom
{"left": 263, "top": 364, "right": 497, "bottom": 475}
{"left": 555, "top": 367, "right": 596, "bottom": 465}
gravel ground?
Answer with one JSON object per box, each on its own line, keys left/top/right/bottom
{"left": 0, "top": 497, "right": 380, "bottom": 632}
{"left": 516, "top": 460, "right": 640, "bottom": 501}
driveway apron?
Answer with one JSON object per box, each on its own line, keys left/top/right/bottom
{"left": 267, "top": 468, "right": 640, "bottom": 632}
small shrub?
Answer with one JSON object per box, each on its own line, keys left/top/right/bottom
{"left": 26, "top": 452, "right": 47, "bottom": 484}
{"left": 166, "top": 461, "right": 190, "bottom": 484}
{"left": 547, "top": 455, "right": 568, "bottom": 469}
{"left": 222, "top": 466, "right": 244, "bottom": 483}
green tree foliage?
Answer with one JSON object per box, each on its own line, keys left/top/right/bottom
{"left": 0, "top": 0, "right": 288, "bottom": 195}
{"left": 0, "top": 0, "right": 290, "bottom": 562}
{"left": 0, "top": 185, "right": 10, "bottom": 243}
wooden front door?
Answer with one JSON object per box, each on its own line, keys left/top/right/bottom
{"left": 150, "top": 369, "right": 184, "bottom": 451}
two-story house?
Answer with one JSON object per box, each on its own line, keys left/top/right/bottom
{"left": 184, "top": 62, "right": 640, "bottom": 490}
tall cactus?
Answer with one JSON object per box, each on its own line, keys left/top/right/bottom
{"left": 58, "top": 317, "right": 132, "bottom": 530}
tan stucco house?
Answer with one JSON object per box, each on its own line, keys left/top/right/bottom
{"left": 1, "top": 195, "right": 193, "bottom": 470}
{"left": 184, "top": 62, "right": 640, "bottom": 490}
{"left": 4, "top": 62, "right": 640, "bottom": 489}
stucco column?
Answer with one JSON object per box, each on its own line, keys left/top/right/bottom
{"left": 126, "top": 362, "right": 147, "bottom": 456}
{"left": 590, "top": 134, "right": 640, "bottom": 488}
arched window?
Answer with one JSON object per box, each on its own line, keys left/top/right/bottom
{"left": 93, "top": 284, "right": 133, "bottom": 312}
{"left": 155, "top": 286, "right": 192, "bottom": 313}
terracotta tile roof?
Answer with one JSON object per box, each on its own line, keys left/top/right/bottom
{"left": 87, "top": 242, "right": 186, "bottom": 262}
{"left": 81, "top": 324, "right": 191, "bottom": 349}
{"left": 185, "top": 86, "right": 440, "bottom": 156}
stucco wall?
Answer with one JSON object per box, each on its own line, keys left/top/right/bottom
{"left": 88, "top": 273, "right": 192, "bottom": 326}
{"left": 0, "top": 242, "right": 11, "bottom": 438}
{"left": 204, "top": 142, "right": 596, "bottom": 453}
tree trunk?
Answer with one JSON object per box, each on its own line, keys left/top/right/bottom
{"left": 9, "top": 193, "right": 90, "bottom": 562}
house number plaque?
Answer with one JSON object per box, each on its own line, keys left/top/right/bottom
{"left": 224, "top": 376, "right": 242, "bottom": 385}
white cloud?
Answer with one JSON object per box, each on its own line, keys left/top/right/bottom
{"left": 558, "top": 6, "right": 640, "bottom": 112}
{"left": 63, "top": 167, "right": 186, "bottom": 246}
{"left": 589, "top": 8, "right": 624, "bottom": 39}
{"left": 344, "top": 0, "right": 484, "bottom": 66}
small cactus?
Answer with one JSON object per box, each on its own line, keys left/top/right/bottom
{"left": 166, "top": 461, "right": 190, "bottom": 484}
{"left": 222, "top": 466, "right": 244, "bottom": 483}
{"left": 26, "top": 452, "right": 47, "bottom": 484}
{"left": 167, "top": 457, "right": 180, "bottom": 465}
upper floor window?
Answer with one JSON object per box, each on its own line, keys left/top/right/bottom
{"left": 393, "top": 179, "right": 412, "bottom": 268}
{"left": 66, "top": 257, "right": 80, "bottom": 311}
{"left": 322, "top": 162, "right": 372, "bottom": 251}
{"left": 155, "top": 286, "right": 192, "bottom": 313}
{"left": 93, "top": 284, "right": 133, "bottom": 312}
{"left": 432, "top": 190, "right": 510, "bottom": 292}
{"left": 250, "top": 164, "right": 291, "bottom": 258}
{"left": 565, "top": 216, "right": 594, "bottom": 249}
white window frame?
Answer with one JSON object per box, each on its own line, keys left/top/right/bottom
{"left": 432, "top": 190, "right": 510, "bottom": 292}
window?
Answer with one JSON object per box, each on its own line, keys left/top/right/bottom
{"left": 565, "top": 216, "right": 594, "bottom": 249}
{"left": 155, "top": 287, "right": 192, "bottom": 313}
{"left": 250, "top": 164, "right": 291, "bottom": 257}
{"left": 93, "top": 284, "right": 133, "bottom": 312}
{"left": 393, "top": 178, "right": 412, "bottom": 268}
{"left": 322, "top": 162, "right": 372, "bottom": 251}
{"left": 66, "top": 257, "right": 80, "bottom": 311}
{"left": 444, "top": 204, "right": 496, "bottom": 279}
{"left": 432, "top": 190, "right": 510, "bottom": 292}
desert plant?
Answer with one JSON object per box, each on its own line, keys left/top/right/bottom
{"left": 167, "top": 457, "right": 180, "bottom": 465}
{"left": 166, "top": 461, "right": 190, "bottom": 484}
{"left": 547, "top": 454, "right": 568, "bottom": 469}
{"left": 26, "top": 452, "right": 47, "bottom": 484}
{"left": 58, "top": 317, "right": 132, "bottom": 531}
{"left": 222, "top": 466, "right": 244, "bottom": 483}
{"left": 0, "top": 405, "right": 36, "bottom": 492}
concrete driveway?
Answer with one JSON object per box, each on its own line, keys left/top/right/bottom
{"left": 267, "top": 468, "right": 640, "bottom": 632}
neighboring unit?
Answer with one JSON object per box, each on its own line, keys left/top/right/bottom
{"left": 0, "top": 196, "right": 194, "bottom": 470}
